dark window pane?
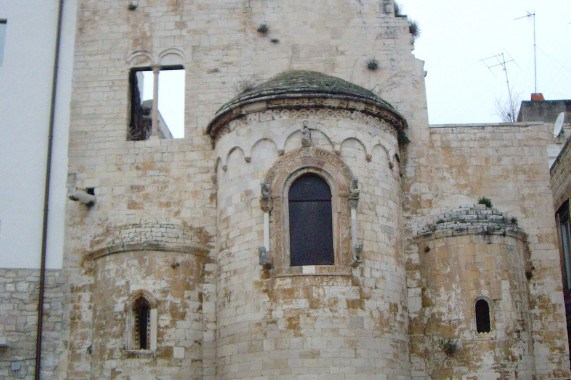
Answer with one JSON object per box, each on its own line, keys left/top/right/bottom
{"left": 289, "top": 173, "right": 331, "bottom": 201}
{"left": 288, "top": 174, "right": 334, "bottom": 266}
{"left": 475, "top": 299, "right": 491, "bottom": 333}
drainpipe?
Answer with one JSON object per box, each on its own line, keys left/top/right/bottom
{"left": 35, "top": 0, "right": 64, "bottom": 378}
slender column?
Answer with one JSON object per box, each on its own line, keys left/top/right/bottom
{"left": 151, "top": 66, "right": 160, "bottom": 137}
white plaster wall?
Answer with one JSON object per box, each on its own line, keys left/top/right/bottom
{"left": 0, "top": 0, "right": 76, "bottom": 268}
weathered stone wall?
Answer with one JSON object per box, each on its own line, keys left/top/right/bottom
{"left": 214, "top": 106, "right": 406, "bottom": 378}
{"left": 405, "top": 123, "right": 571, "bottom": 378}
{"left": 551, "top": 137, "right": 571, "bottom": 211}
{"left": 413, "top": 205, "right": 533, "bottom": 378}
{"left": 64, "top": 221, "right": 212, "bottom": 379}
{"left": 89, "top": 249, "right": 204, "bottom": 379}
{"left": 61, "top": 0, "right": 571, "bottom": 377}
{"left": 0, "top": 269, "right": 65, "bottom": 380}
{"left": 65, "top": 0, "right": 426, "bottom": 378}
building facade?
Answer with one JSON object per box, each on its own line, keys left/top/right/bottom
{"left": 1, "top": 0, "right": 570, "bottom": 378}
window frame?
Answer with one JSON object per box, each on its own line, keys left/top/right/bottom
{"left": 262, "top": 147, "right": 354, "bottom": 274}
{"left": 473, "top": 297, "right": 494, "bottom": 335}
{"left": 557, "top": 201, "right": 571, "bottom": 290}
{"left": 128, "top": 65, "right": 184, "bottom": 141}
{"left": 284, "top": 169, "right": 337, "bottom": 267}
{"left": 125, "top": 290, "right": 158, "bottom": 352}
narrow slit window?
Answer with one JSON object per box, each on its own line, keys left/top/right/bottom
{"left": 0, "top": 20, "right": 7, "bottom": 66}
{"left": 475, "top": 299, "right": 491, "bottom": 333}
{"left": 288, "top": 173, "right": 334, "bottom": 266}
{"left": 133, "top": 297, "right": 151, "bottom": 349}
{"left": 128, "top": 66, "right": 185, "bottom": 140}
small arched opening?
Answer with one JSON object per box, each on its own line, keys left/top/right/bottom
{"left": 132, "top": 297, "right": 151, "bottom": 349}
{"left": 475, "top": 299, "right": 491, "bottom": 333}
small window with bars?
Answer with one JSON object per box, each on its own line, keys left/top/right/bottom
{"left": 132, "top": 297, "right": 151, "bottom": 349}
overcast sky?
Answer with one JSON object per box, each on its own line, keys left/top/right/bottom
{"left": 398, "top": 0, "right": 571, "bottom": 124}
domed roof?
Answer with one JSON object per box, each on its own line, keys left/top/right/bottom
{"left": 206, "top": 70, "right": 407, "bottom": 138}
{"left": 417, "top": 204, "right": 525, "bottom": 240}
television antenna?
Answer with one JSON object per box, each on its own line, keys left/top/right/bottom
{"left": 515, "top": 11, "right": 537, "bottom": 93}
{"left": 481, "top": 53, "right": 516, "bottom": 112}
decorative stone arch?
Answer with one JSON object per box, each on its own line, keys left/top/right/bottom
{"left": 127, "top": 49, "right": 154, "bottom": 66}
{"left": 262, "top": 147, "right": 355, "bottom": 272}
{"left": 157, "top": 47, "right": 185, "bottom": 66}
{"left": 127, "top": 48, "right": 186, "bottom": 67}
{"left": 125, "top": 290, "right": 158, "bottom": 351}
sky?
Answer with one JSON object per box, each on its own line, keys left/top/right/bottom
{"left": 143, "top": 1, "right": 571, "bottom": 135}
{"left": 398, "top": 0, "right": 571, "bottom": 124}
{"left": 143, "top": 70, "right": 185, "bottom": 138}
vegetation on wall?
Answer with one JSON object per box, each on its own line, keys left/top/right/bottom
{"left": 409, "top": 20, "right": 420, "bottom": 39}
{"left": 366, "top": 58, "right": 379, "bottom": 71}
{"left": 257, "top": 24, "right": 269, "bottom": 35}
{"left": 397, "top": 130, "right": 410, "bottom": 145}
{"left": 478, "top": 197, "right": 493, "bottom": 208}
{"left": 439, "top": 338, "right": 459, "bottom": 357}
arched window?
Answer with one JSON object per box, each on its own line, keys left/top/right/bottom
{"left": 475, "top": 299, "right": 491, "bottom": 333}
{"left": 133, "top": 297, "right": 151, "bottom": 349}
{"left": 288, "top": 173, "right": 334, "bottom": 266}
{"left": 127, "top": 291, "right": 157, "bottom": 351}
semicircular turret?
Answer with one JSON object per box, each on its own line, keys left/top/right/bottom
{"left": 206, "top": 70, "right": 407, "bottom": 139}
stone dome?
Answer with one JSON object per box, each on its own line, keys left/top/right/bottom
{"left": 206, "top": 70, "right": 407, "bottom": 139}
{"left": 417, "top": 204, "right": 525, "bottom": 240}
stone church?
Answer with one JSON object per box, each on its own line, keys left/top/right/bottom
{"left": 4, "top": 0, "right": 571, "bottom": 379}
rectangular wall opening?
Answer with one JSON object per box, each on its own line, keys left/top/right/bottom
{"left": 128, "top": 66, "right": 185, "bottom": 141}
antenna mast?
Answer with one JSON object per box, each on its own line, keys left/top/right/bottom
{"left": 515, "top": 11, "right": 537, "bottom": 93}
{"left": 481, "top": 53, "right": 516, "bottom": 109}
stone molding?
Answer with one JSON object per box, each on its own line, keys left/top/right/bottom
{"left": 416, "top": 204, "right": 527, "bottom": 242}
{"left": 86, "top": 222, "right": 211, "bottom": 261}
{"left": 126, "top": 48, "right": 186, "bottom": 67}
{"left": 210, "top": 99, "right": 400, "bottom": 143}
{"left": 214, "top": 108, "right": 398, "bottom": 170}
{"left": 263, "top": 147, "right": 354, "bottom": 269}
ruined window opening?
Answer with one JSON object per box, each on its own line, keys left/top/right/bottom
{"left": 557, "top": 201, "right": 571, "bottom": 290}
{"left": 128, "top": 65, "right": 185, "bottom": 141}
{"left": 475, "top": 299, "right": 491, "bottom": 333}
{"left": 0, "top": 20, "right": 7, "bottom": 66}
{"left": 288, "top": 173, "right": 334, "bottom": 266}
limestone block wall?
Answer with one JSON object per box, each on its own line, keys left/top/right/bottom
{"left": 404, "top": 123, "right": 571, "bottom": 378}
{"left": 64, "top": 221, "right": 213, "bottom": 379}
{"left": 0, "top": 270, "right": 65, "bottom": 380}
{"left": 413, "top": 205, "right": 533, "bottom": 378}
{"left": 70, "top": 0, "right": 427, "bottom": 147}
{"left": 89, "top": 249, "right": 204, "bottom": 379}
{"left": 551, "top": 137, "right": 571, "bottom": 211}
{"left": 213, "top": 106, "right": 407, "bottom": 378}
{"left": 64, "top": 0, "right": 427, "bottom": 378}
